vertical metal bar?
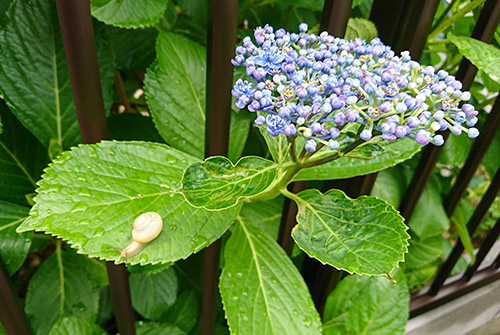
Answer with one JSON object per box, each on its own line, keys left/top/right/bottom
{"left": 399, "top": 0, "right": 500, "bottom": 223}
{"left": 55, "top": 1, "right": 136, "bottom": 334}
{"left": 201, "top": 1, "right": 238, "bottom": 334}
{"left": 428, "top": 166, "right": 500, "bottom": 295}
{"left": 463, "top": 216, "right": 500, "bottom": 281}
{"left": 320, "top": 0, "right": 353, "bottom": 36}
{"left": 0, "top": 258, "right": 32, "bottom": 335}
{"left": 369, "top": 0, "right": 407, "bottom": 45}
{"left": 278, "top": 181, "right": 308, "bottom": 255}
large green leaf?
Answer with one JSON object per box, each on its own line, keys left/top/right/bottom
{"left": 404, "top": 234, "right": 444, "bottom": 270}
{"left": 295, "top": 138, "right": 421, "bottom": 181}
{"left": 182, "top": 156, "right": 278, "bottom": 210}
{"left": 449, "top": 33, "right": 500, "bottom": 79}
{"left": 91, "top": 0, "right": 168, "bottom": 29}
{"left": 0, "top": 0, "right": 115, "bottom": 149}
{"left": 410, "top": 176, "right": 449, "bottom": 239}
{"left": 0, "top": 104, "right": 48, "bottom": 206}
{"left": 371, "top": 167, "right": 407, "bottom": 208}
{"left": 403, "top": 263, "right": 438, "bottom": 291}
{"left": 106, "top": 26, "right": 158, "bottom": 71}
{"left": 130, "top": 268, "right": 178, "bottom": 320}
{"left": 291, "top": 189, "right": 409, "bottom": 276}
{"left": 0, "top": 201, "right": 32, "bottom": 275}
{"left": 239, "top": 196, "right": 284, "bottom": 239}
{"left": 18, "top": 141, "right": 240, "bottom": 265}
{"left": 483, "top": 129, "right": 500, "bottom": 178}
{"left": 25, "top": 250, "right": 99, "bottom": 335}
{"left": 49, "top": 317, "right": 107, "bottom": 335}
{"left": 259, "top": 130, "right": 291, "bottom": 164}
{"left": 220, "top": 220, "right": 321, "bottom": 335}
{"left": 345, "top": 18, "right": 378, "bottom": 41}
{"left": 322, "top": 272, "right": 409, "bottom": 335}
{"left": 163, "top": 290, "right": 198, "bottom": 333}
{"left": 145, "top": 32, "right": 206, "bottom": 158}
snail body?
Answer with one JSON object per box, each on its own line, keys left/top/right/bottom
{"left": 119, "top": 212, "right": 163, "bottom": 259}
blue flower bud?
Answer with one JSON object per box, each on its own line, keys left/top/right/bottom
{"left": 396, "top": 102, "right": 407, "bottom": 113}
{"left": 346, "top": 96, "right": 358, "bottom": 105}
{"left": 329, "top": 127, "right": 340, "bottom": 139}
{"left": 379, "top": 101, "right": 392, "bottom": 114}
{"left": 468, "top": 128, "right": 479, "bottom": 138}
{"left": 299, "top": 23, "right": 308, "bottom": 33}
{"left": 255, "top": 115, "right": 265, "bottom": 126}
{"left": 433, "top": 135, "right": 444, "bottom": 146}
{"left": 450, "top": 124, "right": 462, "bottom": 136}
{"left": 455, "top": 112, "right": 466, "bottom": 123}
{"left": 248, "top": 100, "right": 261, "bottom": 112}
{"left": 333, "top": 112, "right": 346, "bottom": 126}
{"left": 328, "top": 139, "right": 340, "bottom": 149}
{"left": 283, "top": 124, "right": 297, "bottom": 136}
{"left": 382, "top": 133, "right": 397, "bottom": 141}
{"left": 360, "top": 129, "right": 372, "bottom": 141}
{"left": 346, "top": 109, "right": 360, "bottom": 122}
{"left": 416, "top": 130, "right": 430, "bottom": 145}
{"left": 279, "top": 106, "right": 291, "bottom": 118}
{"left": 466, "top": 117, "right": 478, "bottom": 127}
{"left": 298, "top": 106, "right": 311, "bottom": 117}
{"left": 305, "top": 139, "right": 317, "bottom": 152}
{"left": 439, "top": 119, "right": 449, "bottom": 131}
{"left": 433, "top": 110, "right": 445, "bottom": 121}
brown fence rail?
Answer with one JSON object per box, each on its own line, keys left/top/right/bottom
{"left": 1, "top": 0, "right": 500, "bottom": 334}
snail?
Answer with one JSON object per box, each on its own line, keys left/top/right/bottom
{"left": 113, "top": 212, "right": 163, "bottom": 259}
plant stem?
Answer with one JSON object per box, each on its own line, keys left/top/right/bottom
{"left": 428, "top": 0, "right": 484, "bottom": 41}
{"left": 432, "top": 0, "right": 459, "bottom": 32}
{"left": 114, "top": 71, "right": 134, "bottom": 114}
{"left": 289, "top": 137, "right": 298, "bottom": 162}
{"left": 301, "top": 138, "right": 365, "bottom": 168}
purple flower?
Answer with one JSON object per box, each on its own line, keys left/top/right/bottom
{"left": 305, "top": 139, "right": 317, "bottom": 152}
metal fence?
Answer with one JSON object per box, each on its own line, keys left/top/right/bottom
{"left": 0, "top": 0, "right": 500, "bottom": 334}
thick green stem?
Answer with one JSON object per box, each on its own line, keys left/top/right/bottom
{"left": 247, "top": 162, "right": 303, "bottom": 202}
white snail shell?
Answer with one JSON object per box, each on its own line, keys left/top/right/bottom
{"left": 120, "top": 212, "right": 163, "bottom": 259}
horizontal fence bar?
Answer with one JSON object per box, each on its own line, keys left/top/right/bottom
{"left": 463, "top": 216, "right": 500, "bottom": 281}
{"left": 55, "top": 1, "right": 136, "bottom": 334}
{"left": 201, "top": 0, "right": 239, "bottom": 334}
{"left": 428, "top": 165, "right": 500, "bottom": 295}
{"left": 410, "top": 265, "right": 500, "bottom": 317}
{"left": 0, "top": 258, "right": 33, "bottom": 335}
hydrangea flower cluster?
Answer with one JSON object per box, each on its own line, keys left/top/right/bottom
{"left": 231, "top": 23, "right": 479, "bottom": 152}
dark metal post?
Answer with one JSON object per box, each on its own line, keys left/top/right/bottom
{"left": 428, "top": 166, "right": 500, "bottom": 295}
{"left": 201, "top": 1, "right": 239, "bottom": 334}
{"left": 55, "top": 1, "right": 136, "bottom": 334}
{"left": 320, "top": 0, "right": 353, "bottom": 36}
{"left": 463, "top": 216, "right": 500, "bottom": 281}
{"left": 0, "top": 258, "right": 32, "bottom": 334}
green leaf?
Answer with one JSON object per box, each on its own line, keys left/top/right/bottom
{"left": 239, "top": 196, "right": 285, "bottom": 240}
{"left": 130, "top": 268, "right": 178, "bottom": 320}
{"left": 0, "top": 103, "right": 48, "bottom": 206}
{"left": 145, "top": 32, "right": 206, "bottom": 158}
{"left": 163, "top": 290, "right": 199, "bottom": 333}
{"left": 438, "top": 132, "right": 473, "bottom": 167}
{"left": 107, "top": 26, "right": 158, "bottom": 71}
{"left": 273, "top": 0, "right": 324, "bottom": 10}
{"left": 49, "top": 317, "right": 107, "bottom": 335}
{"left": 220, "top": 220, "right": 322, "bottom": 335}
{"left": 228, "top": 109, "right": 253, "bottom": 163}
{"left": 345, "top": 18, "right": 378, "bottom": 41}
{"left": 182, "top": 156, "right": 278, "bottom": 210}
{"left": 177, "top": 0, "right": 208, "bottom": 26}
{"left": 452, "top": 208, "right": 476, "bottom": 264}
{"left": 322, "top": 272, "right": 409, "bottom": 335}
{"left": 25, "top": 250, "right": 99, "bottom": 335}
{"left": 107, "top": 114, "right": 165, "bottom": 143}
{"left": 18, "top": 141, "right": 240, "bottom": 265}
{"left": 403, "top": 263, "right": 438, "bottom": 291}
{"left": 404, "top": 234, "right": 444, "bottom": 270}
{"left": 290, "top": 189, "right": 409, "bottom": 276}
{"left": 295, "top": 138, "right": 421, "bottom": 181}
{"left": 0, "top": 0, "right": 115, "bottom": 149}
{"left": 371, "top": 167, "right": 407, "bottom": 208}
{"left": 91, "top": 0, "right": 168, "bottom": 29}
{"left": 410, "top": 176, "right": 449, "bottom": 239}
{"left": 0, "top": 200, "right": 32, "bottom": 275}
{"left": 259, "top": 129, "right": 291, "bottom": 164}
{"left": 483, "top": 129, "right": 500, "bottom": 178}
{"left": 448, "top": 33, "right": 500, "bottom": 79}
{"left": 136, "top": 322, "right": 187, "bottom": 335}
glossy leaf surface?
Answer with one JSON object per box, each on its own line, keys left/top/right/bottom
{"left": 49, "top": 317, "right": 107, "bottom": 335}
{"left": 291, "top": 189, "right": 409, "bottom": 275}
{"left": 18, "top": 141, "right": 240, "bottom": 265}
{"left": 220, "top": 220, "right": 321, "bottom": 335}
{"left": 145, "top": 32, "right": 206, "bottom": 158}
{"left": 182, "top": 156, "right": 278, "bottom": 210}
{"left": 91, "top": 0, "right": 168, "bottom": 28}
{"left": 0, "top": 0, "right": 115, "bottom": 149}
